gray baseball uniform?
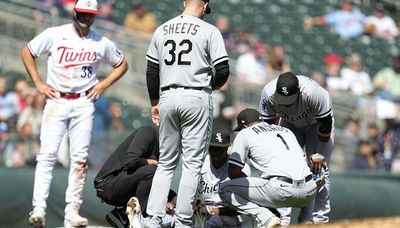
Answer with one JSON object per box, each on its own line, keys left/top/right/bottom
{"left": 219, "top": 122, "right": 317, "bottom": 227}
{"left": 145, "top": 10, "right": 229, "bottom": 228}
{"left": 259, "top": 75, "right": 334, "bottom": 224}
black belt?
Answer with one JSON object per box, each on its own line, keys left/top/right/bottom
{"left": 161, "top": 85, "right": 205, "bottom": 92}
{"left": 267, "top": 174, "right": 313, "bottom": 184}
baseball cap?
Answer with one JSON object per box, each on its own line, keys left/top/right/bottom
{"left": 209, "top": 128, "right": 230, "bottom": 147}
{"left": 233, "top": 108, "right": 261, "bottom": 131}
{"left": 275, "top": 72, "right": 299, "bottom": 105}
{"left": 74, "top": 0, "right": 99, "bottom": 14}
{"left": 202, "top": 0, "right": 211, "bottom": 14}
{"left": 324, "top": 53, "right": 344, "bottom": 65}
{"left": 374, "top": 2, "right": 385, "bottom": 12}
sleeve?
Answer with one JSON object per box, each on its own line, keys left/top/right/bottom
{"left": 27, "top": 28, "right": 53, "bottom": 58}
{"left": 124, "top": 128, "right": 156, "bottom": 173}
{"left": 324, "top": 11, "right": 339, "bottom": 25}
{"left": 310, "top": 86, "right": 332, "bottom": 119}
{"left": 209, "top": 28, "right": 229, "bottom": 66}
{"left": 103, "top": 38, "right": 124, "bottom": 67}
{"left": 259, "top": 87, "right": 276, "bottom": 121}
{"left": 146, "top": 31, "right": 159, "bottom": 64}
{"left": 228, "top": 133, "right": 249, "bottom": 169}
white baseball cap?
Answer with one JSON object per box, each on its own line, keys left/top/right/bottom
{"left": 74, "top": 0, "right": 99, "bottom": 14}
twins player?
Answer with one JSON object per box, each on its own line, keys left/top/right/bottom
{"left": 195, "top": 127, "right": 250, "bottom": 228}
{"left": 258, "top": 72, "right": 333, "bottom": 224}
{"left": 145, "top": 0, "right": 230, "bottom": 227}
{"left": 21, "top": 0, "right": 128, "bottom": 226}
{"left": 218, "top": 108, "right": 318, "bottom": 228}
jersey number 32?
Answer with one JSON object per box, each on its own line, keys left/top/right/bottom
{"left": 164, "top": 39, "right": 192, "bottom": 66}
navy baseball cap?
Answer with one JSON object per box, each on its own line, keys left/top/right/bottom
{"left": 209, "top": 128, "right": 230, "bottom": 147}
{"left": 233, "top": 108, "right": 261, "bottom": 131}
{"left": 275, "top": 72, "right": 299, "bottom": 105}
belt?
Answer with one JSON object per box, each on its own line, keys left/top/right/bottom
{"left": 267, "top": 174, "right": 313, "bottom": 184}
{"left": 59, "top": 90, "right": 89, "bottom": 99}
{"left": 161, "top": 85, "right": 205, "bottom": 92}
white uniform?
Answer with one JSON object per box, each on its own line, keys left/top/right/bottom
{"left": 196, "top": 154, "right": 250, "bottom": 228}
{"left": 146, "top": 14, "right": 228, "bottom": 228}
{"left": 219, "top": 122, "right": 317, "bottom": 227}
{"left": 259, "top": 76, "right": 333, "bottom": 224}
{"left": 27, "top": 23, "right": 124, "bottom": 212}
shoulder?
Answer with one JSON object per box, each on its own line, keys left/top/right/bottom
{"left": 263, "top": 78, "right": 278, "bottom": 95}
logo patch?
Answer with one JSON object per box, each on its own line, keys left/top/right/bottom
{"left": 215, "top": 133, "right": 223, "bottom": 143}
{"left": 281, "top": 87, "right": 289, "bottom": 95}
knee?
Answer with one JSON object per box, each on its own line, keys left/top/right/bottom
{"left": 206, "top": 216, "right": 223, "bottom": 227}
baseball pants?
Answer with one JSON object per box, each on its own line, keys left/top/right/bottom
{"left": 146, "top": 88, "right": 213, "bottom": 228}
{"left": 32, "top": 97, "right": 94, "bottom": 212}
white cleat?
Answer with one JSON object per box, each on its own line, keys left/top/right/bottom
{"left": 126, "top": 197, "right": 144, "bottom": 228}
{"left": 28, "top": 209, "right": 45, "bottom": 227}
{"left": 64, "top": 212, "right": 88, "bottom": 227}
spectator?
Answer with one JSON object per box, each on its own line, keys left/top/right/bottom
{"left": 0, "top": 77, "right": 20, "bottom": 166}
{"left": 267, "top": 45, "right": 291, "bottom": 81}
{"left": 89, "top": 95, "right": 112, "bottom": 169}
{"left": 311, "top": 70, "right": 326, "bottom": 88}
{"left": 212, "top": 81, "right": 238, "bottom": 132}
{"left": 376, "top": 118, "right": 400, "bottom": 171}
{"left": 97, "top": 2, "right": 116, "bottom": 31}
{"left": 373, "top": 55, "right": 400, "bottom": 101}
{"left": 123, "top": 2, "right": 157, "bottom": 35}
{"left": 365, "top": 122, "right": 380, "bottom": 154}
{"left": 364, "top": 2, "right": 399, "bottom": 41}
{"left": 14, "top": 79, "right": 32, "bottom": 111}
{"left": 350, "top": 140, "right": 383, "bottom": 170}
{"left": 236, "top": 41, "right": 268, "bottom": 87}
{"left": 304, "top": 0, "right": 365, "bottom": 39}
{"left": 232, "top": 28, "right": 254, "bottom": 54}
{"left": 215, "top": 15, "right": 235, "bottom": 52}
{"left": 323, "top": 53, "right": 346, "bottom": 92}
{"left": 340, "top": 53, "right": 373, "bottom": 96}
{"left": 333, "top": 118, "right": 361, "bottom": 170}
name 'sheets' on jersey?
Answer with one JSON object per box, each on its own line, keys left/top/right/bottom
{"left": 252, "top": 123, "right": 288, "bottom": 135}
{"left": 57, "top": 46, "right": 97, "bottom": 64}
{"left": 163, "top": 23, "right": 200, "bottom": 35}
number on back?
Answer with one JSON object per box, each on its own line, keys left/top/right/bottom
{"left": 164, "top": 39, "right": 192, "bottom": 65}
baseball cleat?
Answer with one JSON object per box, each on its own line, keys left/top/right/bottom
{"left": 28, "top": 209, "right": 45, "bottom": 227}
{"left": 126, "top": 197, "right": 144, "bottom": 228}
{"left": 106, "top": 207, "right": 129, "bottom": 228}
{"left": 64, "top": 212, "right": 88, "bottom": 227}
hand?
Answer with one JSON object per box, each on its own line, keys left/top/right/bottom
{"left": 147, "top": 159, "right": 158, "bottom": 165}
{"left": 36, "top": 82, "right": 56, "bottom": 99}
{"left": 86, "top": 84, "right": 106, "bottom": 101}
{"left": 166, "top": 202, "right": 175, "bottom": 215}
{"left": 151, "top": 105, "right": 160, "bottom": 126}
{"left": 309, "top": 153, "right": 326, "bottom": 174}
{"left": 206, "top": 206, "right": 220, "bottom": 216}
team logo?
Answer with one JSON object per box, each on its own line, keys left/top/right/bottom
{"left": 281, "top": 87, "right": 289, "bottom": 95}
{"left": 215, "top": 133, "right": 223, "bottom": 143}
{"left": 85, "top": 0, "right": 92, "bottom": 7}
{"left": 115, "top": 48, "right": 122, "bottom": 56}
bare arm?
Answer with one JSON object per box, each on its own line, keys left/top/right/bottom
{"left": 87, "top": 58, "right": 129, "bottom": 101}
{"left": 21, "top": 45, "right": 57, "bottom": 99}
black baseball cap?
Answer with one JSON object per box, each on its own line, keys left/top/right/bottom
{"left": 275, "top": 72, "right": 299, "bottom": 105}
{"left": 233, "top": 108, "right": 261, "bottom": 131}
{"left": 209, "top": 128, "right": 230, "bottom": 147}
{"left": 202, "top": 0, "right": 211, "bottom": 14}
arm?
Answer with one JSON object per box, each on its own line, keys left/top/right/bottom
{"left": 146, "top": 60, "right": 160, "bottom": 125}
{"left": 228, "top": 164, "right": 247, "bottom": 179}
{"left": 315, "top": 114, "right": 332, "bottom": 143}
{"left": 21, "top": 45, "right": 57, "bottom": 99}
{"left": 87, "top": 58, "right": 128, "bottom": 101}
{"left": 304, "top": 16, "right": 328, "bottom": 29}
{"left": 213, "top": 60, "right": 230, "bottom": 90}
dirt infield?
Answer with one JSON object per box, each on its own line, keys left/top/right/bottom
{"left": 291, "top": 216, "right": 400, "bottom": 228}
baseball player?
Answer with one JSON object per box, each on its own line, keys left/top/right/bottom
{"left": 94, "top": 126, "right": 176, "bottom": 228}
{"left": 21, "top": 0, "right": 128, "bottom": 227}
{"left": 218, "top": 108, "right": 318, "bottom": 228}
{"left": 145, "top": 0, "right": 230, "bottom": 227}
{"left": 195, "top": 127, "right": 250, "bottom": 228}
{"left": 258, "top": 72, "right": 333, "bottom": 224}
